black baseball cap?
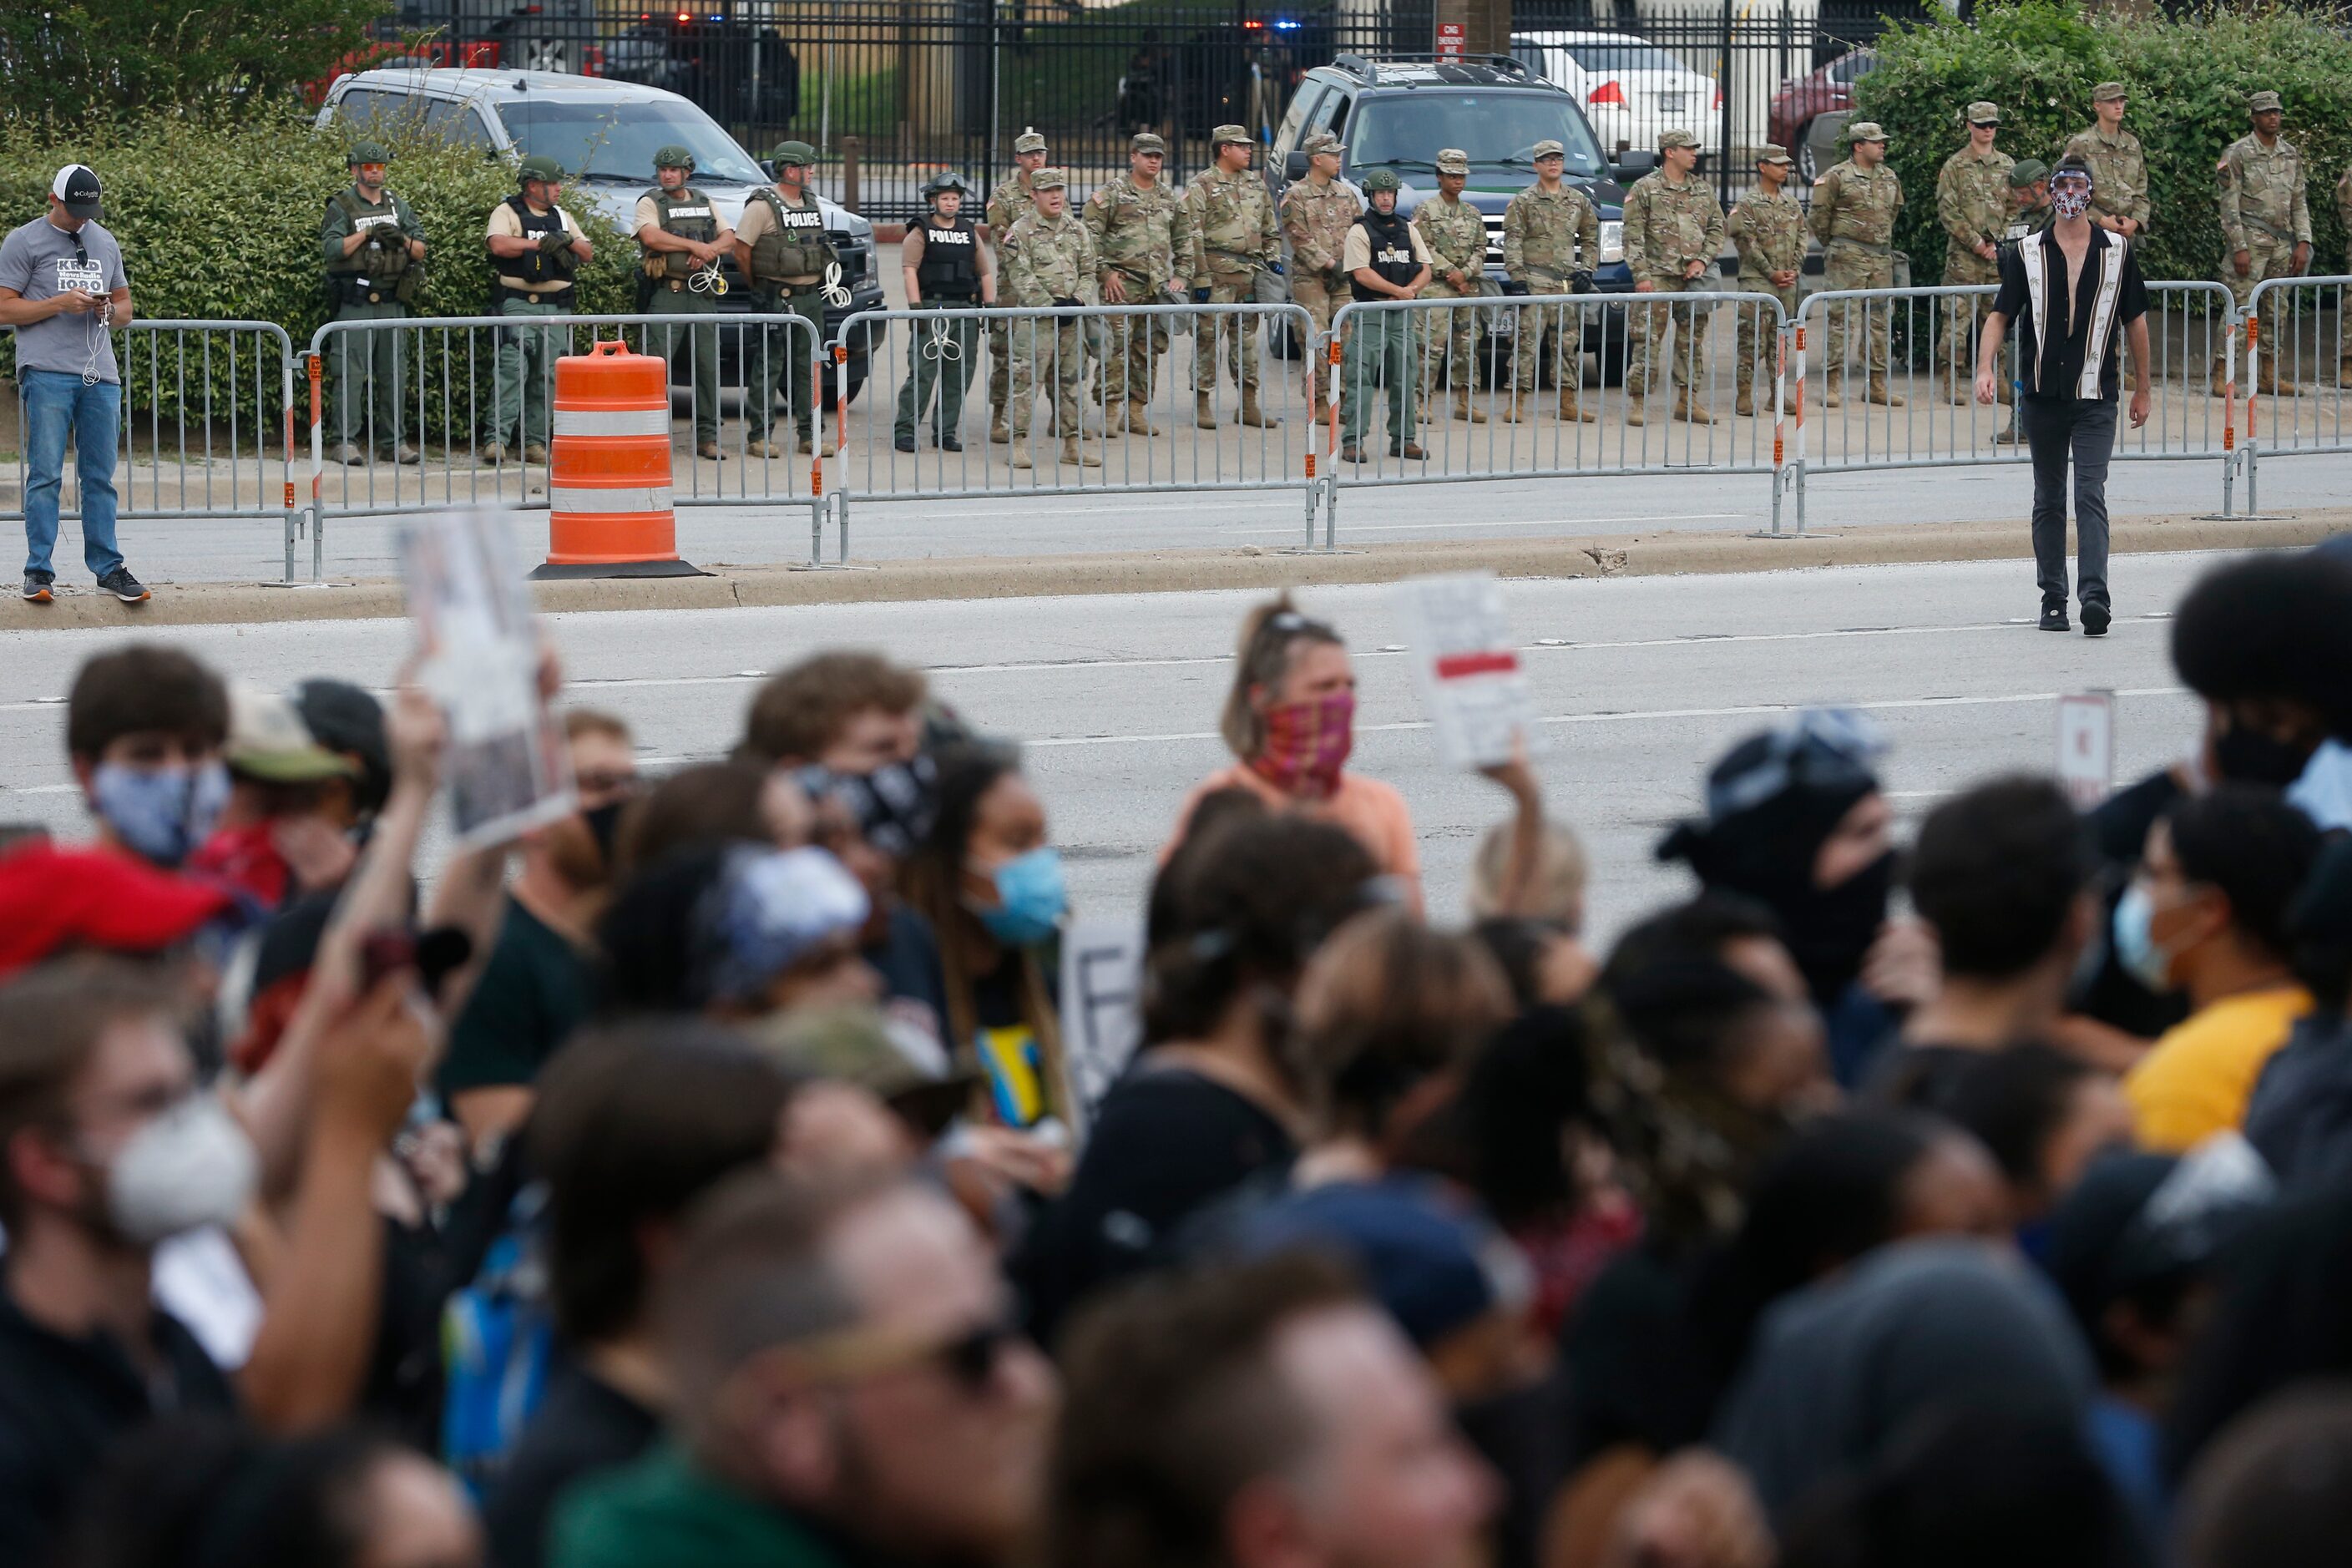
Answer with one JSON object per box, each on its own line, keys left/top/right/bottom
{"left": 291, "top": 679, "right": 392, "bottom": 813}
{"left": 52, "top": 165, "right": 102, "bottom": 220}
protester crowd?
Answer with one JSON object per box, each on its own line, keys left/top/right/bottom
{"left": 7, "top": 544, "right": 2352, "bottom": 1568}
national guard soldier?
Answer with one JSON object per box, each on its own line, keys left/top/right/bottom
{"left": 1414, "top": 147, "right": 1489, "bottom": 423}
{"left": 1499, "top": 139, "right": 1601, "bottom": 424}
{"left": 1339, "top": 167, "right": 1430, "bottom": 463}
{"left": 1621, "top": 129, "right": 1727, "bottom": 426}
{"left": 1184, "top": 124, "right": 1282, "bottom": 429}
{"left": 736, "top": 141, "right": 837, "bottom": 459}
{"left": 481, "top": 154, "right": 591, "bottom": 466}
{"left": 2063, "top": 83, "right": 2148, "bottom": 240}
{"left": 895, "top": 171, "right": 994, "bottom": 453}
{"left": 1809, "top": 120, "right": 1904, "bottom": 407}
{"left": 321, "top": 140, "right": 425, "bottom": 465}
{"left": 1003, "top": 169, "right": 1101, "bottom": 471}
{"left": 2215, "top": 90, "right": 2311, "bottom": 397}
{"left": 984, "top": 130, "right": 1050, "bottom": 443}
{"left": 1084, "top": 131, "right": 1190, "bottom": 434}
{"left": 1724, "top": 144, "right": 1803, "bottom": 418}
{"left": 1280, "top": 129, "right": 1360, "bottom": 423}
{"left": 2338, "top": 160, "right": 2352, "bottom": 382}
{"left": 1936, "top": 102, "right": 2014, "bottom": 403}
{"left": 635, "top": 145, "right": 734, "bottom": 460}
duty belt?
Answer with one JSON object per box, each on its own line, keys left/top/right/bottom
{"left": 2238, "top": 213, "right": 2297, "bottom": 244}
{"left": 1826, "top": 237, "right": 1893, "bottom": 255}
{"left": 1205, "top": 248, "right": 1267, "bottom": 267}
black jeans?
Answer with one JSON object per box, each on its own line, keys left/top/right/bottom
{"left": 2023, "top": 396, "right": 2116, "bottom": 611}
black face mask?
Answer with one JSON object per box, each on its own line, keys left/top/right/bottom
{"left": 1773, "top": 848, "right": 1897, "bottom": 1006}
{"left": 2213, "top": 722, "right": 2316, "bottom": 788}
{"left": 582, "top": 801, "right": 627, "bottom": 867}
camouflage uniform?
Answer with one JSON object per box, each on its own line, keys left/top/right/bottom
{"left": 984, "top": 138, "right": 1044, "bottom": 437}
{"left": 2215, "top": 94, "right": 2311, "bottom": 394}
{"left": 1185, "top": 126, "right": 1282, "bottom": 423}
{"left": 1935, "top": 111, "right": 2014, "bottom": 398}
{"left": 1724, "top": 149, "right": 1805, "bottom": 414}
{"left": 1500, "top": 154, "right": 1601, "bottom": 417}
{"left": 1413, "top": 150, "right": 1490, "bottom": 417}
{"left": 1084, "top": 135, "right": 1191, "bottom": 425}
{"left": 2339, "top": 164, "right": 2352, "bottom": 373}
{"left": 1620, "top": 146, "right": 1727, "bottom": 417}
{"left": 1280, "top": 134, "right": 1362, "bottom": 416}
{"left": 1002, "top": 175, "right": 1101, "bottom": 465}
{"left": 2062, "top": 86, "right": 2150, "bottom": 236}
{"left": 1809, "top": 125, "right": 1905, "bottom": 404}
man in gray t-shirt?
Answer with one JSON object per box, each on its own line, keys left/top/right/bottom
{"left": 0, "top": 164, "right": 146, "bottom": 603}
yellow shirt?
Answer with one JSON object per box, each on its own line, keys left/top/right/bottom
{"left": 2123, "top": 984, "right": 2311, "bottom": 1153}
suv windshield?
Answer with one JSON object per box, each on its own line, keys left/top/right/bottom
{"left": 1348, "top": 93, "right": 1604, "bottom": 178}
{"left": 495, "top": 98, "right": 767, "bottom": 185}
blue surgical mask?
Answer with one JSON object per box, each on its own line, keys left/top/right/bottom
{"left": 2112, "top": 883, "right": 2177, "bottom": 994}
{"left": 973, "top": 847, "right": 1066, "bottom": 948}
{"left": 91, "top": 761, "right": 230, "bottom": 868}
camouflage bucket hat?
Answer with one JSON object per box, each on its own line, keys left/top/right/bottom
{"left": 2007, "top": 157, "right": 2050, "bottom": 188}
{"left": 2248, "top": 89, "right": 2284, "bottom": 114}
{"left": 518, "top": 154, "right": 564, "bottom": 185}
{"left": 2092, "top": 81, "right": 2127, "bottom": 104}
{"left": 1658, "top": 129, "right": 1701, "bottom": 151}
{"left": 346, "top": 139, "right": 391, "bottom": 165}
{"left": 1966, "top": 100, "right": 2000, "bottom": 126}
{"left": 1131, "top": 131, "right": 1167, "bottom": 154}
{"left": 1302, "top": 129, "right": 1345, "bottom": 158}
{"left": 1845, "top": 120, "right": 1889, "bottom": 144}
{"left": 770, "top": 140, "right": 817, "bottom": 168}
{"left": 1031, "top": 167, "right": 1067, "bottom": 190}
{"left": 1531, "top": 139, "right": 1565, "bottom": 159}
{"left": 1361, "top": 167, "right": 1401, "bottom": 193}
{"left": 1012, "top": 130, "right": 1048, "bottom": 154}
{"left": 1434, "top": 147, "right": 1469, "bottom": 175}
{"left": 654, "top": 144, "right": 695, "bottom": 170}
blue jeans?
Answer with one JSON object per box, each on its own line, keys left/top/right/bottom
{"left": 22, "top": 370, "right": 124, "bottom": 581}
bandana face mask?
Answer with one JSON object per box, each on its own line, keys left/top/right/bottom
{"left": 2052, "top": 175, "right": 2093, "bottom": 221}
{"left": 1252, "top": 691, "right": 1356, "bottom": 801}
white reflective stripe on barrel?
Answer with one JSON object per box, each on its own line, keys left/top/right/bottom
{"left": 549, "top": 485, "right": 674, "bottom": 513}
{"left": 552, "top": 408, "right": 673, "bottom": 438}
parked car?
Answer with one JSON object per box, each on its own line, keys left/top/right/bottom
{"left": 1768, "top": 46, "right": 1875, "bottom": 181}
{"left": 602, "top": 11, "right": 800, "bottom": 127}
{"left": 1510, "top": 31, "right": 1719, "bottom": 160}
{"left": 1266, "top": 53, "right": 1651, "bottom": 384}
{"left": 315, "top": 68, "right": 882, "bottom": 407}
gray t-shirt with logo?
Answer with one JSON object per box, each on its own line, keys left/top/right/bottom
{"left": 0, "top": 215, "right": 129, "bottom": 383}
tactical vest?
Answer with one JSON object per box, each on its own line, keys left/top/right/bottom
{"left": 327, "top": 187, "right": 412, "bottom": 305}
{"left": 747, "top": 188, "right": 834, "bottom": 287}
{"left": 914, "top": 216, "right": 981, "bottom": 300}
{"left": 496, "top": 194, "right": 578, "bottom": 299}
{"left": 1358, "top": 209, "right": 1420, "bottom": 291}
{"left": 643, "top": 185, "right": 718, "bottom": 280}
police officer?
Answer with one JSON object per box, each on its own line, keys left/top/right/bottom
{"left": 321, "top": 140, "right": 424, "bottom": 465}
{"left": 635, "top": 145, "right": 734, "bottom": 460}
{"left": 482, "top": 154, "right": 591, "bottom": 465}
{"left": 1281, "top": 129, "right": 1360, "bottom": 424}
{"left": 1935, "top": 102, "right": 2013, "bottom": 404}
{"left": 1414, "top": 147, "right": 1488, "bottom": 423}
{"left": 1500, "top": 139, "right": 1601, "bottom": 424}
{"left": 2063, "top": 83, "right": 2148, "bottom": 241}
{"left": 895, "top": 171, "right": 994, "bottom": 453}
{"left": 1184, "top": 124, "right": 1282, "bottom": 429}
{"left": 984, "top": 130, "right": 1050, "bottom": 443}
{"left": 736, "top": 141, "right": 837, "bottom": 458}
{"left": 1810, "top": 121, "right": 1904, "bottom": 407}
{"left": 1002, "top": 169, "right": 1101, "bottom": 470}
{"left": 1725, "top": 144, "right": 1803, "bottom": 418}
{"left": 2215, "top": 89, "right": 2311, "bottom": 397}
{"left": 1084, "top": 131, "right": 1191, "bottom": 433}
{"left": 1621, "top": 128, "right": 1726, "bottom": 426}
{"left": 1339, "top": 167, "right": 1429, "bottom": 463}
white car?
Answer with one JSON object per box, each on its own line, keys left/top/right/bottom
{"left": 1511, "top": 31, "right": 1721, "bottom": 159}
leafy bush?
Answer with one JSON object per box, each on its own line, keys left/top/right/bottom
{"left": 1856, "top": 1, "right": 2352, "bottom": 285}
{"left": 0, "top": 0, "right": 387, "bottom": 124}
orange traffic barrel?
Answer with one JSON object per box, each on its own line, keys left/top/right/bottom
{"left": 534, "top": 340, "right": 705, "bottom": 579}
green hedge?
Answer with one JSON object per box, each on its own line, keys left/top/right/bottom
{"left": 0, "top": 111, "right": 640, "bottom": 423}
{"left": 1856, "top": 2, "right": 2352, "bottom": 286}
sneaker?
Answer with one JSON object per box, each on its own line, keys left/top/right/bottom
{"left": 22, "top": 574, "right": 53, "bottom": 604}
{"left": 2081, "top": 604, "right": 2111, "bottom": 637}
{"left": 2038, "top": 604, "right": 2070, "bottom": 633}
{"left": 98, "top": 567, "right": 150, "bottom": 604}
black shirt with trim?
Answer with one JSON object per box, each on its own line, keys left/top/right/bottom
{"left": 1990, "top": 223, "right": 2148, "bottom": 402}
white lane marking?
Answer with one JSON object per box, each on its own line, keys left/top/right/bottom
{"left": 1225, "top": 513, "right": 1749, "bottom": 536}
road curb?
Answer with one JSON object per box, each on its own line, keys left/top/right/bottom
{"left": 4, "top": 511, "right": 2341, "bottom": 630}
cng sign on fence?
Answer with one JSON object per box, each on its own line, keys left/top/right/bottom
{"left": 1436, "top": 21, "right": 1465, "bottom": 57}
{"left": 2056, "top": 690, "right": 2115, "bottom": 810}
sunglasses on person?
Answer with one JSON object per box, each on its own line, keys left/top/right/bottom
{"left": 746, "top": 1313, "right": 1024, "bottom": 1397}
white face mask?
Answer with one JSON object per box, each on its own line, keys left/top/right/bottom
{"left": 97, "top": 1095, "right": 259, "bottom": 1247}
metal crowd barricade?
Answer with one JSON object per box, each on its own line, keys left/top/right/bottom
{"left": 303, "top": 311, "right": 824, "bottom": 579}
{"left": 1323, "top": 290, "right": 1793, "bottom": 540}
{"left": 7, "top": 321, "right": 300, "bottom": 577}
{"left": 1792, "top": 282, "right": 2243, "bottom": 534}
{"left": 826, "top": 301, "right": 1321, "bottom": 559}
{"left": 2242, "top": 274, "right": 2352, "bottom": 515}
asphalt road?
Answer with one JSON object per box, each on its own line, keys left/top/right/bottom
{"left": 0, "top": 551, "right": 2214, "bottom": 943}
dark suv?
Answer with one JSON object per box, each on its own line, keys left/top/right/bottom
{"left": 1265, "top": 54, "right": 1656, "bottom": 384}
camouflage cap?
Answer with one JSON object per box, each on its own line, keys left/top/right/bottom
{"left": 2248, "top": 89, "right": 2284, "bottom": 114}
{"left": 770, "top": 139, "right": 817, "bottom": 168}
{"left": 346, "top": 139, "right": 391, "bottom": 165}
{"left": 2092, "top": 81, "right": 2127, "bottom": 104}
{"left": 1531, "top": 138, "right": 1565, "bottom": 159}
{"left": 1013, "top": 130, "right": 1048, "bottom": 154}
{"left": 749, "top": 1005, "right": 981, "bottom": 1136}
{"left": 1212, "top": 123, "right": 1252, "bottom": 148}
{"left": 1435, "top": 147, "right": 1470, "bottom": 175}
{"left": 1030, "top": 167, "right": 1067, "bottom": 190}
{"left": 1757, "top": 143, "right": 1793, "bottom": 165}
{"left": 517, "top": 154, "right": 564, "bottom": 184}
{"left": 1302, "top": 129, "right": 1345, "bottom": 158}
{"left": 1846, "top": 120, "right": 1889, "bottom": 144}
{"left": 1361, "top": 166, "right": 1402, "bottom": 193}
{"left": 653, "top": 144, "right": 695, "bottom": 169}
{"left": 2007, "top": 157, "right": 2050, "bottom": 187}
{"left": 1131, "top": 131, "right": 1167, "bottom": 154}
{"left": 1658, "top": 129, "right": 1701, "bottom": 151}
{"left": 1966, "top": 100, "right": 2000, "bottom": 125}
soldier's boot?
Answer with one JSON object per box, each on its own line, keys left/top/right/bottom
{"left": 2339, "top": 351, "right": 2352, "bottom": 387}
{"left": 1866, "top": 376, "right": 1904, "bottom": 407}
{"left": 746, "top": 438, "right": 789, "bottom": 458}
{"left": 1499, "top": 392, "right": 1535, "bottom": 424}
{"left": 1237, "top": 392, "right": 1280, "bottom": 428}
{"left": 1454, "top": 387, "right": 1488, "bottom": 424}
{"left": 1558, "top": 387, "right": 1596, "bottom": 424}
{"left": 1125, "top": 401, "right": 1161, "bottom": 436}
{"left": 1309, "top": 395, "right": 1330, "bottom": 426}
{"left": 2209, "top": 361, "right": 2233, "bottom": 399}
{"left": 1942, "top": 371, "right": 1972, "bottom": 407}
{"left": 1009, "top": 429, "right": 1033, "bottom": 469}
{"left": 2266, "top": 364, "right": 2301, "bottom": 397}
{"left": 1823, "top": 372, "right": 1844, "bottom": 409}
{"left": 1061, "top": 436, "right": 1102, "bottom": 468}
{"left": 479, "top": 442, "right": 510, "bottom": 464}
{"left": 1196, "top": 392, "right": 1219, "bottom": 429}
{"left": 989, "top": 407, "right": 1011, "bottom": 443}
{"left": 1624, "top": 395, "right": 1646, "bottom": 427}
{"left": 1736, "top": 387, "right": 1757, "bottom": 417}
{"left": 522, "top": 442, "right": 549, "bottom": 464}
{"left": 1674, "top": 392, "right": 1712, "bottom": 425}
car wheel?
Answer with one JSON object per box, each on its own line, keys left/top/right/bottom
{"left": 1594, "top": 329, "right": 1628, "bottom": 387}
{"left": 821, "top": 357, "right": 867, "bottom": 412}
{"left": 1796, "top": 130, "right": 1818, "bottom": 185}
